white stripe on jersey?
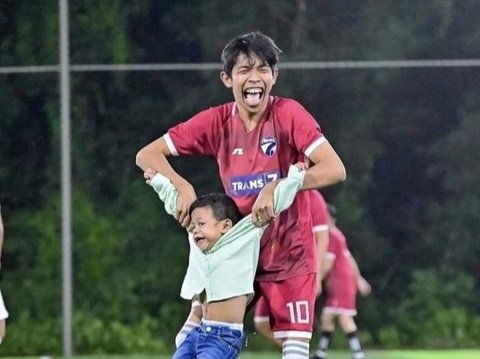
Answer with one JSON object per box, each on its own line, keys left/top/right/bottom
{"left": 163, "top": 133, "right": 179, "bottom": 156}
{"left": 305, "top": 136, "right": 327, "bottom": 158}
{"left": 313, "top": 224, "right": 328, "bottom": 232}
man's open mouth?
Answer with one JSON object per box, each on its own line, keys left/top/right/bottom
{"left": 243, "top": 87, "right": 264, "bottom": 106}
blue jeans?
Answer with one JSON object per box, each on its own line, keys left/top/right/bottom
{"left": 172, "top": 322, "right": 244, "bottom": 359}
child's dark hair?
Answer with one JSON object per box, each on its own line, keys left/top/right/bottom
{"left": 221, "top": 31, "right": 282, "bottom": 76}
{"left": 189, "top": 193, "right": 241, "bottom": 225}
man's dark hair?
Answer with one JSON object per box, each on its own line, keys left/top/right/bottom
{"left": 221, "top": 31, "right": 282, "bottom": 76}
{"left": 189, "top": 193, "right": 241, "bottom": 225}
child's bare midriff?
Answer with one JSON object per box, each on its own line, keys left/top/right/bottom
{"left": 203, "top": 295, "right": 248, "bottom": 323}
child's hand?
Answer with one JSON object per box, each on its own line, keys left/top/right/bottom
{"left": 293, "top": 162, "right": 309, "bottom": 171}
{"left": 252, "top": 181, "right": 277, "bottom": 226}
{"left": 144, "top": 168, "right": 157, "bottom": 184}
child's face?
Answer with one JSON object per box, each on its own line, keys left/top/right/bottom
{"left": 190, "top": 206, "right": 232, "bottom": 251}
{"left": 220, "top": 53, "right": 278, "bottom": 116}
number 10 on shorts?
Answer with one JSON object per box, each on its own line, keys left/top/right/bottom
{"left": 286, "top": 301, "right": 309, "bottom": 324}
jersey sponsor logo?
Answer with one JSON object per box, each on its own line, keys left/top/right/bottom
{"left": 229, "top": 171, "right": 280, "bottom": 197}
{"left": 232, "top": 148, "right": 244, "bottom": 155}
{"left": 260, "top": 136, "right": 277, "bottom": 157}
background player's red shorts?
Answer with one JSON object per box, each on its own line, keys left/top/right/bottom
{"left": 323, "top": 280, "right": 357, "bottom": 316}
{"left": 255, "top": 273, "right": 316, "bottom": 339}
{"left": 253, "top": 295, "right": 270, "bottom": 323}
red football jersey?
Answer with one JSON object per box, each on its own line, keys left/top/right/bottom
{"left": 166, "top": 96, "right": 327, "bottom": 280}
{"left": 325, "top": 226, "right": 355, "bottom": 293}
{"left": 309, "top": 190, "right": 329, "bottom": 271}
{"left": 309, "top": 191, "right": 328, "bottom": 232}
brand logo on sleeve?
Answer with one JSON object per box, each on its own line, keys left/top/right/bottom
{"left": 260, "top": 136, "right": 277, "bottom": 157}
{"left": 232, "top": 148, "right": 244, "bottom": 155}
{"left": 229, "top": 171, "right": 281, "bottom": 197}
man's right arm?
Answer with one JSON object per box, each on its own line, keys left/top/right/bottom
{"left": 136, "top": 136, "right": 196, "bottom": 227}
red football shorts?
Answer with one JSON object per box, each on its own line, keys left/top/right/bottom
{"left": 323, "top": 280, "right": 357, "bottom": 316}
{"left": 255, "top": 273, "right": 316, "bottom": 339}
{"left": 253, "top": 295, "right": 270, "bottom": 323}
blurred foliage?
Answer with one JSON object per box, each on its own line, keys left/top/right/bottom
{"left": 1, "top": 0, "right": 480, "bottom": 354}
{"left": 388, "top": 268, "right": 480, "bottom": 348}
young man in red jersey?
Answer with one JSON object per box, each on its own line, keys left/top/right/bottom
{"left": 136, "top": 31, "right": 346, "bottom": 358}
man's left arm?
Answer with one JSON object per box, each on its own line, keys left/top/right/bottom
{"left": 252, "top": 142, "right": 345, "bottom": 226}
{"left": 302, "top": 141, "right": 346, "bottom": 190}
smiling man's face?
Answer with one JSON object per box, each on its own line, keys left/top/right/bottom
{"left": 221, "top": 53, "right": 278, "bottom": 117}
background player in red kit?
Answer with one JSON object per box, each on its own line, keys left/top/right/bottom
{"left": 0, "top": 203, "right": 8, "bottom": 343}
{"left": 254, "top": 190, "right": 330, "bottom": 349}
{"left": 311, "top": 204, "right": 371, "bottom": 359}
{"left": 136, "top": 31, "right": 346, "bottom": 358}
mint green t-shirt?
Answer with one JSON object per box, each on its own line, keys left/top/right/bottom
{"left": 150, "top": 165, "right": 305, "bottom": 303}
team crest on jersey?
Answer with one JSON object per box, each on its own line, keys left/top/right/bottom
{"left": 260, "top": 136, "right": 277, "bottom": 157}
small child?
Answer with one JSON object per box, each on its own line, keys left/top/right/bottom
{"left": 145, "top": 163, "right": 307, "bottom": 359}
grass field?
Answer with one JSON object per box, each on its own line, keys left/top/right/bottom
{"left": 241, "top": 350, "right": 480, "bottom": 359}
{"left": 3, "top": 350, "right": 480, "bottom": 359}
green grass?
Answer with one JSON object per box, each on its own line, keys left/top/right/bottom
{"left": 3, "top": 350, "right": 480, "bottom": 359}
{"left": 241, "top": 350, "right": 480, "bottom": 359}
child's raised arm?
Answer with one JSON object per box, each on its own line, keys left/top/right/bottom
{"left": 145, "top": 169, "right": 180, "bottom": 218}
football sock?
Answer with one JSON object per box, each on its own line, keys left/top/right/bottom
{"left": 175, "top": 320, "right": 200, "bottom": 348}
{"left": 346, "top": 331, "right": 365, "bottom": 359}
{"left": 313, "top": 331, "right": 332, "bottom": 358}
{"left": 282, "top": 339, "right": 310, "bottom": 359}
